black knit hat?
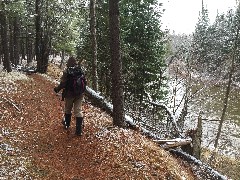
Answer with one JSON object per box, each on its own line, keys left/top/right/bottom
{"left": 66, "top": 57, "right": 77, "bottom": 67}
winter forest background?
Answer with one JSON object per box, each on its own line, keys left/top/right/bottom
{"left": 0, "top": 0, "right": 240, "bottom": 177}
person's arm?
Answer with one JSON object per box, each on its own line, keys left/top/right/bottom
{"left": 54, "top": 71, "right": 68, "bottom": 93}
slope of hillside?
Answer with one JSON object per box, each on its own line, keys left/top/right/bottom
{"left": 0, "top": 69, "right": 197, "bottom": 179}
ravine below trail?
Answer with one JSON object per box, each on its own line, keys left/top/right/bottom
{"left": 0, "top": 68, "right": 226, "bottom": 179}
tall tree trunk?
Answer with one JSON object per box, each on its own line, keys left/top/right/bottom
{"left": 90, "top": 0, "right": 98, "bottom": 91}
{"left": 13, "top": 16, "right": 20, "bottom": 65}
{"left": 26, "top": 25, "right": 34, "bottom": 65}
{"left": 35, "top": 0, "right": 42, "bottom": 72}
{"left": 35, "top": 0, "right": 50, "bottom": 73}
{"left": 0, "top": 39, "right": 2, "bottom": 64}
{"left": 106, "top": 69, "right": 111, "bottom": 98}
{"left": 214, "top": 26, "right": 240, "bottom": 150}
{"left": 30, "top": 40, "right": 33, "bottom": 63}
{"left": 0, "top": 2, "right": 11, "bottom": 72}
{"left": 26, "top": 26, "right": 31, "bottom": 64}
{"left": 41, "top": 34, "right": 50, "bottom": 72}
{"left": 20, "top": 38, "right": 25, "bottom": 61}
{"left": 109, "top": 0, "right": 125, "bottom": 127}
{"left": 9, "top": 18, "right": 14, "bottom": 65}
{"left": 60, "top": 50, "right": 65, "bottom": 69}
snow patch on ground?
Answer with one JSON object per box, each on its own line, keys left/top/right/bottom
{"left": 0, "top": 128, "right": 33, "bottom": 179}
{"left": 0, "top": 69, "right": 30, "bottom": 93}
{"left": 38, "top": 73, "right": 59, "bottom": 85}
{"left": 96, "top": 127, "right": 134, "bottom": 142}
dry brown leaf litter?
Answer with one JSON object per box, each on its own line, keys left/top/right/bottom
{"left": 0, "top": 69, "right": 196, "bottom": 179}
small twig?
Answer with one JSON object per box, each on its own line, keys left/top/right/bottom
{"left": 3, "top": 97, "right": 21, "bottom": 112}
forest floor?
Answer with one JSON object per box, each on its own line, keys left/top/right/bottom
{"left": 0, "top": 64, "right": 236, "bottom": 179}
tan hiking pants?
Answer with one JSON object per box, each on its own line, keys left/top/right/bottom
{"left": 64, "top": 95, "right": 84, "bottom": 117}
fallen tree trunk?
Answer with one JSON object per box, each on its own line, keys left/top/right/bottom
{"left": 170, "top": 149, "right": 227, "bottom": 180}
{"left": 85, "top": 87, "right": 136, "bottom": 129}
{"left": 85, "top": 87, "right": 182, "bottom": 138}
{"left": 85, "top": 87, "right": 181, "bottom": 137}
{"left": 85, "top": 87, "right": 113, "bottom": 116}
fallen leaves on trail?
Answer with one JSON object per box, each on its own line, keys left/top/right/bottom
{"left": 0, "top": 71, "right": 195, "bottom": 179}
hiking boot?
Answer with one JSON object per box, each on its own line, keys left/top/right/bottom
{"left": 76, "top": 117, "right": 83, "bottom": 136}
{"left": 62, "top": 114, "right": 71, "bottom": 129}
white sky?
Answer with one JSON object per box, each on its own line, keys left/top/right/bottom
{"left": 161, "top": 0, "right": 238, "bottom": 34}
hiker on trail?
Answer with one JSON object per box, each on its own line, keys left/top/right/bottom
{"left": 54, "top": 56, "right": 86, "bottom": 136}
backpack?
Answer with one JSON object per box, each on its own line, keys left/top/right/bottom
{"left": 66, "top": 66, "right": 86, "bottom": 96}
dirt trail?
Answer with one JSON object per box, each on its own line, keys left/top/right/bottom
{"left": 0, "top": 73, "right": 195, "bottom": 179}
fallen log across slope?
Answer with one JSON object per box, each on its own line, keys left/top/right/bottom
{"left": 85, "top": 86, "right": 180, "bottom": 138}
{"left": 84, "top": 86, "right": 228, "bottom": 180}
{"left": 170, "top": 149, "right": 227, "bottom": 180}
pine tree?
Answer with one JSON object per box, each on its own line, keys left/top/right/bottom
{"left": 121, "top": 0, "right": 167, "bottom": 109}
{"left": 191, "top": 2, "right": 210, "bottom": 72}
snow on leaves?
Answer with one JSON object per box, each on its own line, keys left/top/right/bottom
{"left": 0, "top": 70, "right": 30, "bottom": 93}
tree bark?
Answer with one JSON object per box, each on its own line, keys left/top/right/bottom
{"left": 0, "top": 39, "right": 2, "bottom": 64}
{"left": 0, "top": 2, "right": 12, "bottom": 72}
{"left": 41, "top": 34, "right": 50, "bottom": 72}
{"left": 109, "top": 0, "right": 125, "bottom": 127}
{"left": 20, "top": 38, "right": 25, "bottom": 61}
{"left": 90, "top": 0, "right": 98, "bottom": 91}
{"left": 35, "top": 0, "right": 42, "bottom": 71}
{"left": 13, "top": 16, "right": 20, "bottom": 65}
{"left": 26, "top": 25, "right": 33, "bottom": 64}
{"left": 35, "top": 0, "right": 49, "bottom": 73}
{"left": 60, "top": 50, "right": 65, "bottom": 69}
{"left": 192, "top": 112, "right": 202, "bottom": 159}
{"left": 9, "top": 18, "right": 14, "bottom": 65}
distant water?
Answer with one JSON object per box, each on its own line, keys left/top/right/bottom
{"left": 166, "top": 78, "right": 240, "bottom": 157}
